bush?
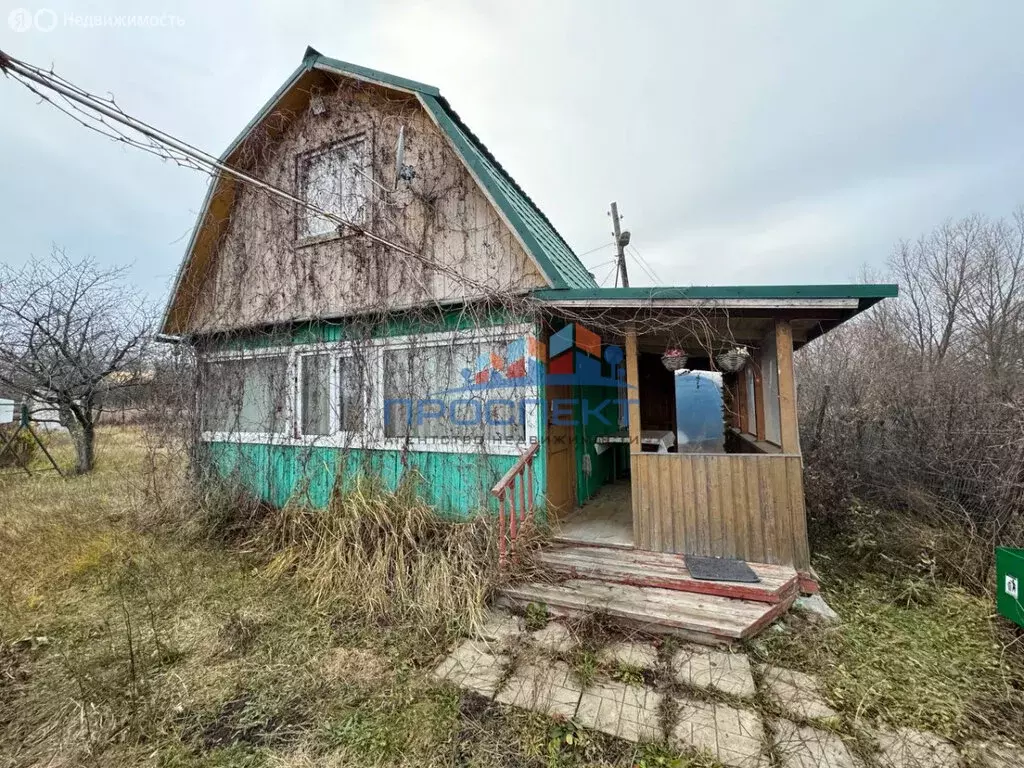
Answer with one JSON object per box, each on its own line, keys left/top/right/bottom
{"left": 0, "top": 424, "right": 35, "bottom": 469}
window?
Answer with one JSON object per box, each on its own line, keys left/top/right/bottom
{"left": 300, "top": 354, "right": 331, "bottom": 436}
{"left": 338, "top": 356, "right": 365, "bottom": 432}
{"left": 744, "top": 365, "right": 757, "bottom": 435}
{"left": 297, "top": 137, "right": 368, "bottom": 239}
{"left": 675, "top": 370, "right": 725, "bottom": 453}
{"left": 760, "top": 334, "right": 782, "bottom": 445}
{"left": 203, "top": 356, "right": 289, "bottom": 435}
{"left": 200, "top": 327, "right": 538, "bottom": 454}
{"left": 383, "top": 340, "right": 528, "bottom": 443}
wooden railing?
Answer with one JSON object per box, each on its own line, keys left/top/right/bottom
{"left": 491, "top": 443, "right": 540, "bottom": 566}
{"left": 630, "top": 452, "right": 810, "bottom": 570}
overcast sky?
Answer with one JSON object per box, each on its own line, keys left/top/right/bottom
{"left": 2, "top": 1, "right": 1023, "bottom": 303}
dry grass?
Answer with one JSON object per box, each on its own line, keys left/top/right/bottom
{"left": 258, "top": 475, "right": 499, "bottom": 642}
{"left": 3, "top": 427, "right": 1020, "bottom": 767}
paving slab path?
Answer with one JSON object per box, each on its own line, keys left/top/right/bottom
{"left": 432, "top": 610, "right": 1024, "bottom": 768}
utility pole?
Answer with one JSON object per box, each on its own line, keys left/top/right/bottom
{"left": 609, "top": 201, "right": 630, "bottom": 288}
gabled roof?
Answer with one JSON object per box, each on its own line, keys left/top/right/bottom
{"left": 161, "top": 48, "right": 596, "bottom": 334}
{"left": 307, "top": 49, "right": 596, "bottom": 290}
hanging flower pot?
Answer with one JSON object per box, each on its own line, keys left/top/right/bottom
{"left": 661, "top": 347, "right": 688, "bottom": 371}
{"left": 715, "top": 346, "right": 750, "bottom": 373}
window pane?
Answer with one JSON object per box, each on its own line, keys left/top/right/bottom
{"left": 203, "top": 357, "right": 288, "bottom": 435}
{"left": 339, "top": 356, "right": 365, "bottom": 432}
{"left": 745, "top": 366, "right": 756, "bottom": 434}
{"left": 383, "top": 340, "right": 528, "bottom": 444}
{"left": 301, "top": 354, "right": 331, "bottom": 436}
{"left": 675, "top": 371, "right": 725, "bottom": 453}
{"left": 298, "top": 140, "right": 366, "bottom": 238}
{"left": 760, "top": 336, "right": 781, "bottom": 445}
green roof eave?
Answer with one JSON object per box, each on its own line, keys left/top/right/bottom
{"left": 533, "top": 283, "right": 899, "bottom": 310}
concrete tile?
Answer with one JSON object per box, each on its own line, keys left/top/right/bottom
{"left": 598, "top": 640, "right": 659, "bottom": 670}
{"left": 773, "top": 719, "right": 860, "bottom": 768}
{"left": 671, "top": 696, "right": 767, "bottom": 768}
{"left": 575, "top": 678, "right": 662, "bottom": 742}
{"left": 876, "top": 728, "right": 959, "bottom": 768}
{"left": 475, "top": 608, "right": 525, "bottom": 648}
{"left": 495, "top": 659, "right": 581, "bottom": 718}
{"left": 762, "top": 666, "right": 838, "bottom": 722}
{"left": 433, "top": 639, "right": 507, "bottom": 698}
{"left": 530, "top": 621, "right": 577, "bottom": 654}
{"left": 672, "top": 646, "right": 757, "bottom": 699}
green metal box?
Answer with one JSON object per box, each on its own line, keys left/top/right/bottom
{"left": 996, "top": 547, "right": 1024, "bottom": 628}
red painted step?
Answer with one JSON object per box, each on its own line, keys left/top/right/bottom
{"left": 536, "top": 543, "right": 799, "bottom": 605}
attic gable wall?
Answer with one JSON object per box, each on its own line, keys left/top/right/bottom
{"left": 181, "top": 76, "right": 545, "bottom": 333}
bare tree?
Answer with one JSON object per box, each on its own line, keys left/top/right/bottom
{"left": 0, "top": 249, "right": 152, "bottom": 473}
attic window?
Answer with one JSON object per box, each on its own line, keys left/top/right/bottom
{"left": 296, "top": 136, "right": 368, "bottom": 240}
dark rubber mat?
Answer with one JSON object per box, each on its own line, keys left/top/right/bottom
{"left": 684, "top": 554, "right": 760, "bottom": 583}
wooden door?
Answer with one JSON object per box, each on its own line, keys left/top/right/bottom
{"left": 545, "top": 384, "right": 576, "bottom": 516}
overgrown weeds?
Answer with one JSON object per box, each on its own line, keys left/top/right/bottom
{"left": 254, "top": 474, "right": 499, "bottom": 644}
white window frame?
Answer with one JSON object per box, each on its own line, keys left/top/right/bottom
{"left": 200, "top": 349, "right": 296, "bottom": 444}
{"left": 295, "top": 134, "right": 370, "bottom": 244}
{"left": 199, "top": 324, "right": 540, "bottom": 457}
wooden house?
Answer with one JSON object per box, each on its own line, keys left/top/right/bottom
{"left": 161, "top": 48, "right": 897, "bottom": 641}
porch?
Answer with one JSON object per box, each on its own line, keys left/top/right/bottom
{"left": 498, "top": 305, "right": 828, "bottom": 642}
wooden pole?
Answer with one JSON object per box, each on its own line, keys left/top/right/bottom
{"left": 610, "top": 201, "right": 630, "bottom": 288}
{"left": 775, "top": 319, "right": 800, "bottom": 453}
{"left": 624, "top": 324, "right": 641, "bottom": 451}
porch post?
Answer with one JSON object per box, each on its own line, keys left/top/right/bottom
{"left": 775, "top": 319, "right": 799, "bottom": 453}
{"left": 624, "top": 324, "right": 641, "bottom": 449}
{"left": 625, "top": 322, "right": 644, "bottom": 549}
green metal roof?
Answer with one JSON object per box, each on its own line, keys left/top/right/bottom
{"left": 533, "top": 284, "right": 899, "bottom": 311}
{"left": 308, "top": 48, "right": 597, "bottom": 290}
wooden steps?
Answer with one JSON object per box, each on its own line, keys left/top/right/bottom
{"left": 536, "top": 543, "right": 799, "bottom": 604}
{"left": 499, "top": 578, "right": 795, "bottom": 645}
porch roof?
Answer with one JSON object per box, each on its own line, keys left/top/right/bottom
{"left": 532, "top": 283, "right": 898, "bottom": 347}
{"left": 532, "top": 284, "right": 898, "bottom": 311}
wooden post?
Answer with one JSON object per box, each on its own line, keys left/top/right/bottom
{"left": 775, "top": 319, "right": 799, "bottom": 453}
{"left": 624, "top": 324, "right": 641, "bottom": 451}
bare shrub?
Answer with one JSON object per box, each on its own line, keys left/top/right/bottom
{"left": 799, "top": 208, "right": 1024, "bottom": 591}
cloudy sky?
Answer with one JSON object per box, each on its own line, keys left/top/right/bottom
{"left": 2, "top": 1, "right": 1023, "bottom": 303}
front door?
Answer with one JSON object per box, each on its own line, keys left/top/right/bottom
{"left": 545, "top": 384, "right": 576, "bottom": 517}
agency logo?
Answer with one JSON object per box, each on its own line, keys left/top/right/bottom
{"left": 546, "top": 323, "right": 631, "bottom": 389}
{"left": 437, "top": 333, "right": 545, "bottom": 395}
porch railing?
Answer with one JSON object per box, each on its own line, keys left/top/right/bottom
{"left": 491, "top": 443, "right": 540, "bottom": 566}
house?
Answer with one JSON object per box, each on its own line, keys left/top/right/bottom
{"left": 161, "top": 47, "right": 897, "bottom": 641}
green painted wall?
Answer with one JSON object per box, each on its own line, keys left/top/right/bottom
{"left": 202, "top": 441, "right": 540, "bottom": 519}
{"left": 197, "top": 307, "right": 546, "bottom": 519}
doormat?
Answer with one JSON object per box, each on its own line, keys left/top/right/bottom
{"left": 684, "top": 554, "right": 760, "bottom": 583}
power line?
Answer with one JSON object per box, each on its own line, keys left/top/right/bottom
{"left": 628, "top": 244, "right": 662, "bottom": 284}
{"left": 575, "top": 242, "right": 615, "bottom": 259}
{"left": 0, "top": 49, "right": 420, "bottom": 259}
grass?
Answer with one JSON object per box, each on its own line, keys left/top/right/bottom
{"left": 2, "top": 427, "right": 1022, "bottom": 766}
{"left": 0, "top": 428, "right": 700, "bottom": 767}
{"left": 751, "top": 563, "right": 1024, "bottom": 746}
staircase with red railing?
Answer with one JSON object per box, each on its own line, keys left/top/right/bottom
{"left": 491, "top": 443, "right": 540, "bottom": 565}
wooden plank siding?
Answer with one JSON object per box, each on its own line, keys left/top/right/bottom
{"left": 630, "top": 453, "right": 809, "bottom": 570}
